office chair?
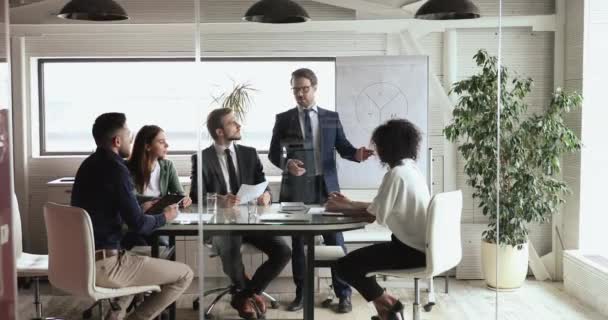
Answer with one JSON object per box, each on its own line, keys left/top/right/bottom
{"left": 13, "top": 193, "right": 54, "bottom": 320}
{"left": 193, "top": 243, "right": 280, "bottom": 319}
{"left": 43, "top": 203, "right": 161, "bottom": 319}
{"left": 366, "top": 190, "right": 463, "bottom": 320}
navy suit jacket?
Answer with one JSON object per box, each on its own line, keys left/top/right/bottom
{"left": 268, "top": 106, "right": 358, "bottom": 200}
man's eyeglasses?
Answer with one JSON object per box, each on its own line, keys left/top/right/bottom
{"left": 292, "top": 86, "right": 312, "bottom": 94}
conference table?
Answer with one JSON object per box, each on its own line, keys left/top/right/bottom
{"left": 150, "top": 204, "right": 369, "bottom": 320}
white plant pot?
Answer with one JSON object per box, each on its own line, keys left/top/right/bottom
{"left": 481, "top": 239, "right": 529, "bottom": 290}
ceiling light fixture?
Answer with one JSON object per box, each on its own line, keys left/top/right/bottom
{"left": 243, "top": 0, "right": 310, "bottom": 24}
{"left": 57, "top": 0, "right": 129, "bottom": 21}
{"left": 415, "top": 0, "right": 480, "bottom": 20}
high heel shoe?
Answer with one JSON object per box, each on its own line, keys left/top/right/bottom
{"left": 387, "top": 300, "right": 405, "bottom": 320}
{"left": 370, "top": 300, "right": 404, "bottom": 320}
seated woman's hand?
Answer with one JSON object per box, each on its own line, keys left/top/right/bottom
{"left": 326, "top": 192, "right": 352, "bottom": 211}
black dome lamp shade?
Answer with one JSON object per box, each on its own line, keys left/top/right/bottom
{"left": 57, "top": 0, "right": 129, "bottom": 21}
{"left": 415, "top": 0, "right": 480, "bottom": 20}
{"left": 243, "top": 0, "right": 310, "bottom": 24}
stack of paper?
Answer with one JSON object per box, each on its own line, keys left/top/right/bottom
{"left": 173, "top": 213, "right": 213, "bottom": 224}
{"left": 259, "top": 213, "right": 311, "bottom": 222}
{"left": 280, "top": 202, "right": 308, "bottom": 211}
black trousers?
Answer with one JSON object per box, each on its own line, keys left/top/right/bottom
{"left": 292, "top": 232, "right": 352, "bottom": 298}
{"left": 213, "top": 234, "right": 292, "bottom": 296}
{"left": 335, "top": 234, "right": 426, "bottom": 301}
{"left": 285, "top": 175, "right": 352, "bottom": 298}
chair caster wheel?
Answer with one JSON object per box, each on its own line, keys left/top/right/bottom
{"left": 82, "top": 309, "right": 92, "bottom": 319}
{"left": 424, "top": 302, "right": 435, "bottom": 312}
{"left": 321, "top": 298, "right": 333, "bottom": 308}
{"left": 193, "top": 299, "right": 200, "bottom": 311}
{"left": 204, "top": 313, "right": 212, "bottom": 320}
{"left": 270, "top": 301, "right": 280, "bottom": 309}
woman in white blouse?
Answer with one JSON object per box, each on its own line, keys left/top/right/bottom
{"left": 326, "top": 119, "right": 430, "bottom": 320}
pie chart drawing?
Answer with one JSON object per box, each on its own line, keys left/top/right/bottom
{"left": 355, "top": 82, "right": 409, "bottom": 127}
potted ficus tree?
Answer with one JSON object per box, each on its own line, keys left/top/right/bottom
{"left": 444, "top": 49, "right": 582, "bottom": 290}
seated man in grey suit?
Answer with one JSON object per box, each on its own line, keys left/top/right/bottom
{"left": 190, "top": 108, "right": 291, "bottom": 320}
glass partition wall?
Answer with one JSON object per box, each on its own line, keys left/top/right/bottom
{"left": 195, "top": 1, "right": 504, "bottom": 320}
{"left": 9, "top": 1, "right": 199, "bottom": 318}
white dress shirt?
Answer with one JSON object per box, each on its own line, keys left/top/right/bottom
{"left": 297, "top": 104, "right": 323, "bottom": 175}
{"left": 214, "top": 142, "right": 239, "bottom": 194}
{"left": 143, "top": 160, "right": 161, "bottom": 197}
{"left": 367, "top": 159, "right": 431, "bottom": 252}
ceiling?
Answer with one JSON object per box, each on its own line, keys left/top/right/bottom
{"left": 9, "top": 0, "right": 423, "bottom": 24}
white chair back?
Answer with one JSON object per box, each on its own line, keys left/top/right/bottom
{"left": 11, "top": 192, "right": 23, "bottom": 259}
{"left": 425, "top": 190, "right": 463, "bottom": 277}
{"left": 43, "top": 202, "right": 97, "bottom": 298}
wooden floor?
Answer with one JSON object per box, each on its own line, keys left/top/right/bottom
{"left": 16, "top": 279, "right": 606, "bottom": 320}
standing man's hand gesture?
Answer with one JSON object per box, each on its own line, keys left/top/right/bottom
{"left": 355, "top": 147, "right": 374, "bottom": 162}
{"left": 286, "top": 159, "right": 307, "bottom": 176}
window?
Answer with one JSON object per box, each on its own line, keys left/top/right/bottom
{"left": 38, "top": 58, "right": 335, "bottom": 155}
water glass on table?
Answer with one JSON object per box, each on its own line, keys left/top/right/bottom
{"left": 247, "top": 199, "right": 258, "bottom": 222}
{"left": 207, "top": 192, "right": 217, "bottom": 214}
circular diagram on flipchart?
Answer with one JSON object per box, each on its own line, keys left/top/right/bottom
{"left": 355, "top": 82, "right": 409, "bottom": 126}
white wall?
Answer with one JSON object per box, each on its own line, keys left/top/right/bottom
{"left": 9, "top": 3, "right": 559, "bottom": 254}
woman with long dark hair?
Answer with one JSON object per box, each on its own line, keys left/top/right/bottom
{"left": 326, "top": 119, "right": 430, "bottom": 320}
{"left": 127, "top": 125, "right": 192, "bottom": 207}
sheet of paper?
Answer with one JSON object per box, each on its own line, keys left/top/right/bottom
{"left": 307, "top": 208, "right": 325, "bottom": 215}
{"left": 259, "top": 213, "right": 312, "bottom": 221}
{"left": 236, "top": 181, "right": 269, "bottom": 204}
{"left": 173, "top": 213, "right": 213, "bottom": 224}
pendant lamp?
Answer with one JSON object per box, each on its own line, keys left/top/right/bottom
{"left": 415, "top": 0, "right": 480, "bottom": 20}
{"left": 243, "top": 0, "right": 310, "bottom": 24}
{"left": 57, "top": 0, "right": 129, "bottom": 21}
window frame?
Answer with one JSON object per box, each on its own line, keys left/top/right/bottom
{"left": 37, "top": 57, "right": 335, "bottom": 156}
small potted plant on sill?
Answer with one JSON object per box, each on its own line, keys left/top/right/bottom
{"left": 443, "top": 49, "right": 582, "bottom": 290}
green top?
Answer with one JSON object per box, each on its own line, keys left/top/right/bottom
{"left": 134, "top": 158, "right": 185, "bottom": 203}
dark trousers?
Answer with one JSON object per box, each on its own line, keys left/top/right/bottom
{"left": 292, "top": 232, "right": 352, "bottom": 298}
{"left": 335, "top": 235, "right": 426, "bottom": 301}
{"left": 213, "top": 235, "right": 291, "bottom": 296}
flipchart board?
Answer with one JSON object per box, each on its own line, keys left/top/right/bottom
{"left": 335, "top": 56, "right": 429, "bottom": 189}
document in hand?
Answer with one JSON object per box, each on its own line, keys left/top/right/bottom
{"left": 236, "top": 180, "right": 269, "bottom": 204}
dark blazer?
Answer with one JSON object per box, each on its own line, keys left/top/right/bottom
{"left": 268, "top": 106, "right": 358, "bottom": 199}
{"left": 189, "top": 144, "right": 270, "bottom": 202}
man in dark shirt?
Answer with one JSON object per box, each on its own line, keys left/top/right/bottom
{"left": 71, "top": 113, "right": 193, "bottom": 320}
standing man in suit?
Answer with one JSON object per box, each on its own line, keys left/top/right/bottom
{"left": 190, "top": 108, "right": 291, "bottom": 320}
{"left": 268, "top": 68, "right": 374, "bottom": 313}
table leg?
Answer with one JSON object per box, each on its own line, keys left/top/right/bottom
{"left": 304, "top": 235, "right": 315, "bottom": 320}
{"left": 169, "top": 235, "right": 177, "bottom": 320}
{"left": 151, "top": 235, "right": 159, "bottom": 258}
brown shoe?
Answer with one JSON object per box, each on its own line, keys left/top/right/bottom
{"left": 230, "top": 294, "right": 257, "bottom": 319}
{"left": 252, "top": 293, "right": 267, "bottom": 315}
